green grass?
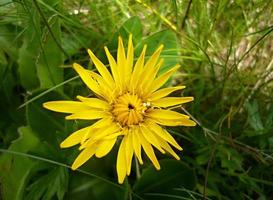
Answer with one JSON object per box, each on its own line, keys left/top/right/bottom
{"left": 0, "top": 0, "right": 273, "bottom": 199}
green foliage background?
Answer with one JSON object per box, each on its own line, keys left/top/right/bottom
{"left": 0, "top": 0, "right": 273, "bottom": 199}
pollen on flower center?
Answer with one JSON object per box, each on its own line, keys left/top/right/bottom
{"left": 111, "top": 93, "right": 148, "bottom": 126}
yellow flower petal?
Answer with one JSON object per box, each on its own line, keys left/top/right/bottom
{"left": 71, "top": 144, "right": 98, "bottom": 170}
{"left": 95, "top": 137, "right": 117, "bottom": 158}
{"left": 76, "top": 96, "right": 109, "bottom": 110}
{"left": 151, "top": 97, "right": 194, "bottom": 107}
{"left": 147, "top": 109, "right": 189, "bottom": 120}
{"left": 125, "top": 34, "right": 134, "bottom": 85}
{"left": 146, "top": 86, "right": 186, "bottom": 100}
{"left": 129, "top": 45, "right": 147, "bottom": 92}
{"left": 73, "top": 63, "right": 105, "bottom": 98}
{"left": 65, "top": 110, "right": 108, "bottom": 120}
{"left": 87, "top": 49, "right": 114, "bottom": 87}
{"left": 146, "top": 64, "right": 180, "bottom": 95}
{"left": 117, "top": 36, "right": 126, "bottom": 89}
{"left": 140, "top": 125, "right": 165, "bottom": 153}
{"left": 132, "top": 128, "right": 143, "bottom": 164}
{"left": 138, "top": 131, "right": 161, "bottom": 170}
{"left": 116, "top": 137, "right": 127, "bottom": 184}
{"left": 104, "top": 46, "right": 120, "bottom": 84}
{"left": 43, "top": 101, "right": 90, "bottom": 113}
{"left": 60, "top": 126, "right": 90, "bottom": 148}
{"left": 139, "top": 45, "right": 164, "bottom": 89}
{"left": 155, "top": 135, "right": 180, "bottom": 160}
{"left": 147, "top": 121, "right": 182, "bottom": 150}
{"left": 125, "top": 133, "right": 134, "bottom": 175}
{"left": 154, "top": 118, "right": 197, "bottom": 127}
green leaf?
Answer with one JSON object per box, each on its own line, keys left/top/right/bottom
{"left": 0, "top": 126, "right": 40, "bottom": 200}
{"left": 25, "top": 166, "right": 69, "bottom": 200}
{"left": 17, "top": 0, "right": 63, "bottom": 91}
{"left": 245, "top": 100, "right": 264, "bottom": 132}
{"left": 133, "top": 159, "right": 196, "bottom": 199}
{"left": 136, "top": 30, "right": 180, "bottom": 74}
{"left": 26, "top": 90, "right": 65, "bottom": 145}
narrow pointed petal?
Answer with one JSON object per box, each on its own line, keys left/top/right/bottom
{"left": 129, "top": 45, "right": 147, "bottom": 92}
{"left": 87, "top": 49, "right": 114, "bottom": 87}
{"left": 140, "top": 45, "right": 164, "bottom": 88}
{"left": 138, "top": 132, "right": 161, "bottom": 170}
{"left": 126, "top": 34, "right": 134, "bottom": 79}
{"left": 95, "top": 137, "right": 117, "bottom": 158}
{"left": 73, "top": 63, "right": 105, "bottom": 98}
{"left": 147, "top": 109, "right": 190, "bottom": 120}
{"left": 125, "top": 133, "right": 134, "bottom": 175}
{"left": 104, "top": 46, "right": 119, "bottom": 83}
{"left": 117, "top": 37, "right": 126, "bottom": 88}
{"left": 116, "top": 137, "right": 127, "bottom": 184}
{"left": 43, "top": 101, "right": 90, "bottom": 113}
{"left": 71, "top": 144, "right": 97, "bottom": 170}
{"left": 60, "top": 126, "right": 90, "bottom": 148}
{"left": 154, "top": 118, "right": 197, "bottom": 127}
{"left": 77, "top": 96, "right": 109, "bottom": 110}
{"left": 65, "top": 110, "right": 108, "bottom": 120}
{"left": 152, "top": 97, "right": 194, "bottom": 108}
{"left": 140, "top": 125, "right": 165, "bottom": 153}
{"left": 132, "top": 128, "right": 143, "bottom": 164}
{"left": 155, "top": 135, "right": 181, "bottom": 160}
{"left": 147, "top": 86, "right": 186, "bottom": 100}
{"left": 147, "top": 64, "right": 180, "bottom": 94}
{"left": 147, "top": 121, "right": 182, "bottom": 150}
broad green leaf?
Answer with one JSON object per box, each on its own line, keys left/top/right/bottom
{"left": 133, "top": 159, "right": 196, "bottom": 199}
{"left": 0, "top": 126, "right": 40, "bottom": 200}
{"left": 135, "top": 30, "right": 180, "bottom": 74}
{"left": 26, "top": 90, "right": 65, "bottom": 145}
{"left": 25, "top": 166, "right": 69, "bottom": 200}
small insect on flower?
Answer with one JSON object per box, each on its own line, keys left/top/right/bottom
{"left": 43, "top": 35, "right": 196, "bottom": 184}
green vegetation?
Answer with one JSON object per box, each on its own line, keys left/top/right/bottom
{"left": 0, "top": 0, "right": 273, "bottom": 199}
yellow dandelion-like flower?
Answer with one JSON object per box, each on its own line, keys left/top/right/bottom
{"left": 43, "top": 35, "right": 196, "bottom": 184}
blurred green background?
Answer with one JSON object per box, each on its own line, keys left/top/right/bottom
{"left": 0, "top": 0, "right": 273, "bottom": 199}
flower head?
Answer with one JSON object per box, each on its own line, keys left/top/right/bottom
{"left": 43, "top": 35, "right": 196, "bottom": 184}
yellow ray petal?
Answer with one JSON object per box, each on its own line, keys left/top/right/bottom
{"left": 95, "top": 137, "right": 117, "bottom": 158}
{"left": 147, "top": 109, "right": 190, "bottom": 120}
{"left": 87, "top": 49, "right": 114, "bottom": 87}
{"left": 116, "top": 137, "right": 127, "bottom": 184}
{"left": 81, "top": 123, "right": 120, "bottom": 149}
{"left": 146, "top": 64, "right": 180, "bottom": 95}
{"left": 132, "top": 128, "right": 143, "bottom": 164}
{"left": 43, "top": 101, "right": 90, "bottom": 113}
{"left": 139, "top": 45, "right": 164, "bottom": 89}
{"left": 65, "top": 110, "right": 108, "bottom": 120}
{"left": 147, "top": 121, "right": 182, "bottom": 150}
{"left": 71, "top": 144, "right": 98, "bottom": 170}
{"left": 140, "top": 125, "right": 165, "bottom": 153}
{"left": 60, "top": 126, "right": 90, "bottom": 148}
{"left": 138, "top": 131, "right": 161, "bottom": 170}
{"left": 104, "top": 46, "right": 119, "bottom": 84}
{"left": 76, "top": 96, "right": 109, "bottom": 110}
{"left": 125, "top": 34, "right": 134, "bottom": 83}
{"left": 151, "top": 97, "right": 194, "bottom": 108}
{"left": 153, "top": 118, "right": 197, "bottom": 127}
{"left": 117, "top": 36, "right": 126, "bottom": 89}
{"left": 141, "top": 58, "right": 164, "bottom": 93}
{"left": 81, "top": 118, "right": 113, "bottom": 144}
{"left": 73, "top": 63, "right": 106, "bottom": 98}
{"left": 155, "top": 135, "right": 181, "bottom": 160}
{"left": 125, "top": 133, "right": 134, "bottom": 175}
{"left": 146, "top": 86, "right": 186, "bottom": 101}
{"left": 129, "top": 44, "right": 147, "bottom": 92}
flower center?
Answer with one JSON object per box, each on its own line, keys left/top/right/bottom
{"left": 112, "top": 93, "right": 148, "bottom": 126}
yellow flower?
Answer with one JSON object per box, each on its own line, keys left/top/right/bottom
{"left": 43, "top": 35, "right": 196, "bottom": 184}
